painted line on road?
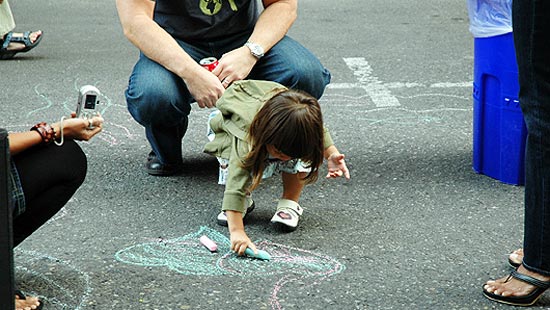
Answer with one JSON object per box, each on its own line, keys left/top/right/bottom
{"left": 328, "top": 58, "right": 472, "bottom": 106}
{"left": 430, "top": 82, "right": 472, "bottom": 88}
{"left": 327, "top": 81, "right": 472, "bottom": 90}
{"left": 342, "top": 57, "right": 401, "bottom": 107}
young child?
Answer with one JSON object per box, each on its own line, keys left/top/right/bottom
{"left": 204, "top": 80, "right": 350, "bottom": 256}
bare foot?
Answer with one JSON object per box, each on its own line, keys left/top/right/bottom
{"left": 509, "top": 248, "right": 524, "bottom": 266}
{"left": 4, "top": 30, "right": 42, "bottom": 52}
{"left": 484, "top": 264, "right": 550, "bottom": 298}
{"left": 15, "top": 292, "right": 41, "bottom": 310}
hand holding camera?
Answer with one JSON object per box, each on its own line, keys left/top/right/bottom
{"left": 76, "top": 85, "right": 101, "bottom": 129}
{"left": 51, "top": 85, "right": 104, "bottom": 143}
{"left": 53, "top": 112, "right": 104, "bottom": 142}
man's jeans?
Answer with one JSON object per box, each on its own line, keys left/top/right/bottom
{"left": 513, "top": 0, "right": 550, "bottom": 276}
{"left": 125, "top": 32, "right": 331, "bottom": 165}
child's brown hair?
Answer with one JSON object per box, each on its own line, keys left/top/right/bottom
{"left": 243, "top": 89, "right": 325, "bottom": 191}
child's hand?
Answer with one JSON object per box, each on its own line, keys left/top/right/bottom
{"left": 326, "top": 152, "right": 351, "bottom": 180}
{"left": 226, "top": 211, "right": 256, "bottom": 256}
{"left": 230, "top": 229, "right": 257, "bottom": 256}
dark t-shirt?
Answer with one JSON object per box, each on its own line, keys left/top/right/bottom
{"left": 154, "top": 0, "right": 260, "bottom": 42}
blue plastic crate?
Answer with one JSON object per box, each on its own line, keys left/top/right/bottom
{"left": 472, "top": 32, "right": 527, "bottom": 185}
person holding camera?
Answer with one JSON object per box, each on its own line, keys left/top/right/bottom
{"left": 7, "top": 113, "right": 103, "bottom": 310}
{"left": 115, "top": 0, "right": 331, "bottom": 176}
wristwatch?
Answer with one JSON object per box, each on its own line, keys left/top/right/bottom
{"left": 245, "top": 41, "right": 265, "bottom": 59}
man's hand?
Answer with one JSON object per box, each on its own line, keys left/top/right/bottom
{"left": 213, "top": 46, "right": 258, "bottom": 88}
{"left": 184, "top": 66, "right": 226, "bottom": 108}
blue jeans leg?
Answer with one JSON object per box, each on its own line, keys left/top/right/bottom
{"left": 513, "top": 0, "right": 550, "bottom": 276}
{"left": 125, "top": 34, "right": 330, "bottom": 164}
{"left": 125, "top": 53, "right": 194, "bottom": 165}
{"left": 249, "top": 36, "right": 331, "bottom": 99}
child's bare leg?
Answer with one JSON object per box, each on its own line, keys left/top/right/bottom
{"left": 281, "top": 172, "right": 306, "bottom": 201}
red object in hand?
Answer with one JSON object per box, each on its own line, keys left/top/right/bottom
{"left": 200, "top": 57, "right": 218, "bottom": 72}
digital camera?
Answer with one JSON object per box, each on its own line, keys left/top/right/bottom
{"left": 76, "top": 85, "right": 100, "bottom": 128}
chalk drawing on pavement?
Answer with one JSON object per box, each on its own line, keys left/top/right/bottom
{"left": 27, "top": 81, "right": 116, "bottom": 118}
{"left": 14, "top": 250, "right": 92, "bottom": 310}
{"left": 115, "top": 226, "right": 345, "bottom": 310}
{"left": 7, "top": 81, "right": 139, "bottom": 147}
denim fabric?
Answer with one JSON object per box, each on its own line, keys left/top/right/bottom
{"left": 513, "top": 0, "right": 550, "bottom": 276}
{"left": 9, "top": 160, "right": 25, "bottom": 217}
{"left": 125, "top": 31, "right": 330, "bottom": 165}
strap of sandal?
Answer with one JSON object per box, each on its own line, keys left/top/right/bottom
{"left": 511, "top": 270, "right": 550, "bottom": 289}
{"left": 14, "top": 289, "right": 26, "bottom": 299}
{"left": 276, "top": 199, "right": 303, "bottom": 216}
{"left": 8, "top": 31, "right": 33, "bottom": 46}
{"left": 1, "top": 32, "right": 13, "bottom": 50}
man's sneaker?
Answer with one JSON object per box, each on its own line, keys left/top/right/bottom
{"left": 217, "top": 196, "right": 255, "bottom": 226}
{"left": 270, "top": 199, "right": 303, "bottom": 231}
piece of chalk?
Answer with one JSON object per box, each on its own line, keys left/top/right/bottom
{"left": 244, "top": 248, "right": 271, "bottom": 261}
{"left": 199, "top": 235, "right": 218, "bottom": 252}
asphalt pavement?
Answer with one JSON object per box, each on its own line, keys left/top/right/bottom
{"left": 1, "top": 0, "right": 548, "bottom": 309}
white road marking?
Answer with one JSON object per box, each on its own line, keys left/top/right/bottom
{"left": 430, "top": 82, "right": 472, "bottom": 88}
{"left": 328, "top": 81, "right": 471, "bottom": 89}
{"left": 342, "top": 57, "right": 401, "bottom": 107}
{"left": 327, "top": 57, "right": 472, "bottom": 106}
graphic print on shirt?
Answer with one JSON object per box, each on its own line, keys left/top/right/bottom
{"left": 200, "top": 0, "right": 238, "bottom": 16}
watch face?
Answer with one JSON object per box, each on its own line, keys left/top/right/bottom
{"left": 246, "top": 42, "right": 264, "bottom": 58}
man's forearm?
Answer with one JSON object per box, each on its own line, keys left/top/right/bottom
{"left": 248, "top": 0, "right": 297, "bottom": 52}
{"left": 115, "top": 0, "right": 198, "bottom": 79}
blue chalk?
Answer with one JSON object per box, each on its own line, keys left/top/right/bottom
{"left": 244, "top": 248, "right": 271, "bottom": 261}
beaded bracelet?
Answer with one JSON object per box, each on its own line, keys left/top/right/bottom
{"left": 30, "top": 122, "right": 56, "bottom": 145}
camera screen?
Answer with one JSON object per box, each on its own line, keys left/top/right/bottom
{"left": 84, "top": 95, "right": 97, "bottom": 109}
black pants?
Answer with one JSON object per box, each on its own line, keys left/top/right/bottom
{"left": 12, "top": 140, "right": 87, "bottom": 246}
{"left": 513, "top": 0, "right": 550, "bottom": 276}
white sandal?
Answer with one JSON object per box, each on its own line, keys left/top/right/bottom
{"left": 271, "top": 199, "right": 303, "bottom": 231}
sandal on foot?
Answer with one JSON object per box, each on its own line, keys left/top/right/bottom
{"left": 271, "top": 199, "right": 303, "bottom": 232}
{"left": 0, "top": 30, "right": 43, "bottom": 60}
{"left": 482, "top": 269, "right": 550, "bottom": 306}
{"left": 15, "top": 289, "right": 44, "bottom": 310}
{"left": 217, "top": 196, "right": 255, "bottom": 226}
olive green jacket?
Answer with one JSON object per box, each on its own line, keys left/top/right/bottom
{"left": 203, "top": 80, "right": 334, "bottom": 213}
